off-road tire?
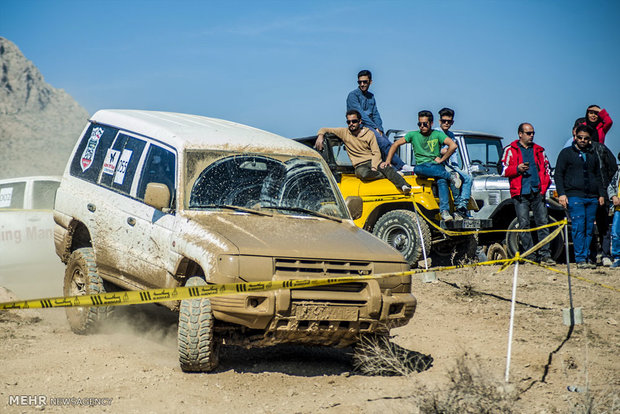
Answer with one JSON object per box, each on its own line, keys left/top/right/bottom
{"left": 505, "top": 216, "right": 564, "bottom": 260}
{"left": 487, "top": 243, "right": 508, "bottom": 261}
{"left": 432, "top": 235, "right": 478, "bottom": 267}
{"left": 373, "top": 210, "right": 431, "bottom": 267}
{"left": 63, "top": 247, "right": 111, "bottom": 334}
{"left": 178, "top": 276, "right": 219, "bottom": 372}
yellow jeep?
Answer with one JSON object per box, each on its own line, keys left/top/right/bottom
{"left": 295, "top": 134, "right": 489, "bottom": 267}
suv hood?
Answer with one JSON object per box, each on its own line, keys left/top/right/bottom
{"left": 182, "top": 211, "right": 405, "bottom": 263}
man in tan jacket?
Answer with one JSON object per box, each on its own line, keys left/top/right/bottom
{"left": 315, "top": 110, "right": 411, "bottom": 194}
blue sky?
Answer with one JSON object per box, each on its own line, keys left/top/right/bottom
{"left": 2, "top": 0, "right": 619, "bottom": 162}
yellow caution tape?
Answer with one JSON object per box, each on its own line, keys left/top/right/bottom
{"left": 0, "top": 259, "right": 527, "bottom": 311}
{"left": 520, "top": 258, "right": 620, "bottom": 293}
{"left": 412, "top": 202, "right": 566, "bottom": 237}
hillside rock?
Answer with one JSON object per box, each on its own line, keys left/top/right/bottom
{"left": 0, "top": 37, "right": 89, "bottom": 179}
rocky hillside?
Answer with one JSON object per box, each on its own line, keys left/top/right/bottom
{"left": 0, "top": 37, "right": 89, "bottom": 180}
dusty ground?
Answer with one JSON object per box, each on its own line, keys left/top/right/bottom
{"left": 0, "top": 261, "right": 618, "bottom": 413}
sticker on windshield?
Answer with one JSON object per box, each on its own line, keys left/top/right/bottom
{"left": 102, "top": 149, "right": 121, "bottom": 175}
{"left": 0, "top": 187, "right": 13, "bottom": 208}
{"left": 113, "top": 149, "right": 133, "bottom": 185}
{"left": 80, "top": 127, "right": 104, "bottom": 172}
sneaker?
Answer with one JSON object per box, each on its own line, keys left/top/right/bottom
{"left": 453, "top": 210, "right": 464, "bottom": 221}
{"left": 401, "top": 185, "right": 411, "bottom": 195}
{"left": 440, "top": 210, "right": 453, "bottom": 221}
{"left": 611, "top": 259, "right": 620, "bottom": 268}
{"left": 540, "top": 256, "right": 556, "bottom": 266}
{"left": 587, "top": 262, "right": 597, "bottom": 269}
{"left": 576, "top": 262, "right": 589, "bottom": 269}
{"left": 456, "top": 207, "right": 470, "bottom": 218}
{"left": 399, "top": 164, "right": 414, "bottom": 173}
{"left": 450, "top": 171, "right": 462, "bottom": 189}
{"left": 602, "top": 257, "right": 613, "bottom": 267}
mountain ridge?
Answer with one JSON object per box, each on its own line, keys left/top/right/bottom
{"left": 0, "top": 37, "right": 89, "bottom": 179}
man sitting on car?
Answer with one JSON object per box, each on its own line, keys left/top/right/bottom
{"left": 315, "top": 110, "right": 412, "bottom": 194}
{"left": 383, "top": 110, "right": 461, "bottom": 221}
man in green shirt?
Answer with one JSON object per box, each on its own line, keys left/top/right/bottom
{"left": 383, "top": 110, "right": 460, "bottom": 220}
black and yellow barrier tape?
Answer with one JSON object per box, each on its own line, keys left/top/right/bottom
{"left": 412, "top": 202, "right": 567, "bottom": 237}
{"left": 1, "top": 221, "right": 616, "bottom": 310}
{"left": 520, "top": 258, "right": 620, "bottom": 293}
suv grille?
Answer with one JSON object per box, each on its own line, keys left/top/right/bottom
{"left": 274, "top": 258, "right": 373, "bottom": 277}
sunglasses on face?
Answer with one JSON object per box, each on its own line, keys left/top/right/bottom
{"left": 576, "top": 135, "right": 591, "bottom": 141}
{"left": 357, "top": 80, "right": 369, "bottom": 85}
{"left": 346, "top": 119, "right": 360, "bottom": 125}
{"left": 440, "top": 119, "right": 454, "bottom": 125}
{"left": 587, "top": 110, "right": 598, "bottom": 115}
{"left": 417, "top": 122, "right": 430, "bottom": 127}
{"left": 523, "top": 131, "right": 535, "bottom": 136}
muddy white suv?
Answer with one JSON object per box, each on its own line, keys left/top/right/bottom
{"left": 53, "top": 110, "right": 416, "bottom": 372}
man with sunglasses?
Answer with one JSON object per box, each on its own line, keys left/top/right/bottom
{"left": 315, "top": 109, "right": 412, "bottom": 194}
{"left": 382, "top": 110, "right": 460, "bottom": 221}
{"left": 437, "top": 107, "right": 473, "bottom": 219}
{"left": 346, "top": 70, "right": 411, "bottom": 173}
{"left": 501, "top": 123, "right": 555, "bottom": 265}
{"left": 555, "top": 125, "right": 605, "bottom": 269}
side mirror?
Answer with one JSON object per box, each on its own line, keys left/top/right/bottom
{"left": 144, "top": 183, "right": 171, "bottom": 211}
{"left": 345, "top": 196, "right": 363, "bottom": 220}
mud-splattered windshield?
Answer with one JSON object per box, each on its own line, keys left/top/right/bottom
{"left": 185, "top": 152, "right": 348, "bottom": 219}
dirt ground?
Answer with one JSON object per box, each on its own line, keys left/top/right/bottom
{"left": 0, "top": 261, "right": 618, "bottom": 413}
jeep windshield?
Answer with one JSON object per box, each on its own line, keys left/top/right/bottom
{"left": 185, "top": 152, "right": 349, "bottom": 220}
{"left": 463, "top": 136, "right": 503, "bottom": 173}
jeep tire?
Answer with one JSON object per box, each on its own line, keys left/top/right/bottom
{"left": 432, "top": 235, "right": 478, "bottom": 267}
{"left": 178, "top": 276, "right": 220, "bottom": 372}
{"left": 505, "top": 216, "right": 563, "bottom": 260}
{"left": 373, "top": 210, "right": 431, "bottom": 267}
{"left": 63, "top": 247, "right": 111, "bottom": 334}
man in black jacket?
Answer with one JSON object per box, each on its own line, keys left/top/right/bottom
{"left": 555, "top": 125, "right": 605, "bottom": 269}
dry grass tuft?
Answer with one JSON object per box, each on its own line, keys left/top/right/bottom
{"left": 352, "top": 334, "right": 433, "bottom": 376}
{"left": 418, "top": 353, "right": 516, "bottom": 414}
{"left": 568, "top": 387, "right": 620, "bottom": 414}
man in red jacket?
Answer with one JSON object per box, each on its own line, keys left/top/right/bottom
{"left": 583, "top": 105, "right": 613, "bottom": 144}
{"left": 501, "top": 123, "right": 555, "bottom": 265}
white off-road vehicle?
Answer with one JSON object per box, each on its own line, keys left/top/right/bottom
{"left": 53, "top": 110, "right": 416, "bottom": 372}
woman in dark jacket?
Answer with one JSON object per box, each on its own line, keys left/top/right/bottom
{"left": 555, "top": 125, "right": 605, "bottom": 268}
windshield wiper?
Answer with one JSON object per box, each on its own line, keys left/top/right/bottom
{"left": 271, "top": 206, "right": 342, "bottom": 222}
{"left": 199, "top": 204, "right": 272, "bottom": 217}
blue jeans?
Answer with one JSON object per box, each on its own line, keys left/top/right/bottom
{"left": 446, "top": 164, "right": 472, "bottom": 210}
{"left": 568, "top": 196, "right": 599, "bottom": 263}
{"left": 414, "top": 162, "right": 451, "bottom": 212}
{"left": 374, "top": 132, "right": 405, "bottom": 170}
{"left": 611, "top": 210, "right": 620, "bottom": 260}
{"left": 513, "top": 193, "right": 551, "bottom": 258}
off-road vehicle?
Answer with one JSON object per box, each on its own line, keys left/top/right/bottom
{"left": 53, "top": 110, "right": 416, "bottom": 372}
{"left": 294, "top": 134, "right": 492, "bottom": 267}
{"left": 387, "top": 129, "right": 566, "bottom": 261}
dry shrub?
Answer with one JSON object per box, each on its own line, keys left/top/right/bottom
{"left": 418, "top": 353, "right": 516, "bottom": 414}
{"left": 568, "top": 388, "right": 620, "bottom": 414}
{"left": 352, "top": 334, "right": 433, "bottom": 376}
